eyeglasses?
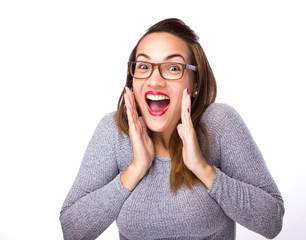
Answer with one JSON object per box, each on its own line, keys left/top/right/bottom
{"left": 128, "top": 61, "right": 197, "bottom": 80}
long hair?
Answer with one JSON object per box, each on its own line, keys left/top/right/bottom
{"left": 115, "top": 18, "right": 217, "bottom": 193}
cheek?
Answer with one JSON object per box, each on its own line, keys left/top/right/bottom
{"left": 184, "top": 73, "right": 195, "bottom": 90}
{"left": 171, "top": 96, "right": 183, "bottom": 115}
{"left": 132, "top": 82, "right": 141, "bottom": 101}
{"left": 134, "top": 94, "right": 144, "bottom": 112}
{"left": 132, "top": 82, "right": 146, "bottom": 114}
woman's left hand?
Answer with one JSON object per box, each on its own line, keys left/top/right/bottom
{"left": 177, "top": 88, "right": 216, "bottom": 189}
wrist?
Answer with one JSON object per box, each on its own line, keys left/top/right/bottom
{"left": 192, "top": 161, "right": 216, "bottom": 190}
{"left": 130, "top": 161, "right": 149, "bottom": 180}
{"left": 120, "top": 161, "right": 148, "bottom": 192}
{"left": 131, "top": 159, "right": 152, "bottom": 176}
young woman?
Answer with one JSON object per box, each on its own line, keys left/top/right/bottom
{"left": 60, "top": 18, "right": 284, "bottom": 240}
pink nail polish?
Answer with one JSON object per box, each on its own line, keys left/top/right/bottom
{"left": 187, "top": 108, "right": 190, "bottom": 113}
{"left": 187, "top": 88, "right": 189, "bottom": 94}
{"left": 124, "top": 87, "right": 126, "bottom": 93}
{"left": 189, "top": 94, "right": 192, "bottom": 100}
{"left": 125, "top": 106, "right": 127, "bottom": 111}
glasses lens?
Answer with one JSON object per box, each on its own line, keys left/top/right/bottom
{"left": 131, "top": 62, "right": 152, "bottom": 78}
{"left": 160, "top": 63, "right": 183, "bottom": 80}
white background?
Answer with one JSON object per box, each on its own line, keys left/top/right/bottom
{"left": 0, "top": 0, "right": 305, "bottom": 239}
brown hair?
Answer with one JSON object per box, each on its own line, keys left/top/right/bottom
{"left": 115, "top": 18, "right": 217, "bottom": 193}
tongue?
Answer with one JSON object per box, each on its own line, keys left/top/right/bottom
{"left": 149, "top": 100, "right": 169, "bottom": 112}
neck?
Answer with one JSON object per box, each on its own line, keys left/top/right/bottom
{"left": 152, "top": 127, "right": 175, "bottom": 157}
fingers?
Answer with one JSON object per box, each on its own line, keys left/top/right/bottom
{"left": 124, "top": 87, "right": 138, "bottom": 131}
{"left": 124, "top": 87, "right": 147, "bottom": 138}
{"left": 185, "top": 89, "right": 192, "bottom": 126}
{"left": 179, "top": 88, "right": 193, "bottom": 141}
{"left": 181, "top": 88, "right": 192, "bottom": 124}
{"left": 124, "top": 87, "right": 137, "bottom": 112}
{"left": 180, "top": 88, "right": 187, "bottom": 123}
{"left": 125, "top": 98, "right": 136, "bottom": 131}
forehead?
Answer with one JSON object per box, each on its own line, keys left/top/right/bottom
{"left": 136, "top": 32, "right": 191, "bottom": 62}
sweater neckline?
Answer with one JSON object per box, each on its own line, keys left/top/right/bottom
{"left": 155, "top": 153, "right": 171, "bottom": 162}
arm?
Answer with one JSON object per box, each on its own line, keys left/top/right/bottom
{"left": 206, "top": 104, "right": 284, "bottom": 239}
{"left": 60, "top": 114, "right": 131, "bottom": 240}
{"left": 178, "top": 95, "right": 284, "bottom": 239}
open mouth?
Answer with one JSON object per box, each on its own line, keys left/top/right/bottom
{"left": 145, "top": 91, "right": 170, "bottom": 117}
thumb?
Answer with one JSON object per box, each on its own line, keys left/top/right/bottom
{"left": 177, "top": 123, "right": 183, "bottom": 140}
{"left": 139, "top": 116, "right": 147, "bottom": 131}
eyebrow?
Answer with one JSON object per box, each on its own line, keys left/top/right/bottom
{"left": 165, "top": 54, "right": 185, "bottom": 62}
{"left": 136, "top": 53, "right": 186, "bottom": 62}
{"left": 136, "top": 53, "right": 150, "bottom": 60}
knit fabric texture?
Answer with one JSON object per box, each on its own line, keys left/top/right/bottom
{"left": 60, "top": 103, "right": 284, "bottom": 240}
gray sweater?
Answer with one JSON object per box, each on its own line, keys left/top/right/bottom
{"left": 60, "top": 103, "right": 284, "bottom": 240}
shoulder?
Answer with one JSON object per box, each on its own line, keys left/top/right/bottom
{"left": 200, "top": 103, "right": 251, "bottom": 144}
{"left": 95, "top": 112, "right": 122, "bottom": 136}
{"left": 99, "top": 112, "right": 132, "bottom": 170}
{"left": 201, "top": 103, "right": 243, "bottom": 130}
{"left": 91, "top": 111, "right": 127, "bottom": 145}
{"left": 97, "top": 111, "right": 116, "bottom": 128}
{"left": 200, "top": 103, "right": 256, "bottom": 167}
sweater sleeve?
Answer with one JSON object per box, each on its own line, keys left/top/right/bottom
{"left": 59, "top": 113, "right": 131, "bottom": 240}
{"left": 206, "top": 104, "right": 284, "bottom": 239}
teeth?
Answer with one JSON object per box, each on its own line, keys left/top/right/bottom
{"left": 146, "top": 94, "right": 170, "bottom": 101}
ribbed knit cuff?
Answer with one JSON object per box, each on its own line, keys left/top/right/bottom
{"left": 207, "top": 166, "right": 222, "bottom": 198}
{"left": 116, "top": 172, "right": 133, "bottom": 195}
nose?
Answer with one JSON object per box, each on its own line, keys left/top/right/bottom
{"left": 146, "top": 66, "right": 166, "bottom": 88}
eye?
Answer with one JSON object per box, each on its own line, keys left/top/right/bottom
{"left": 137, "top": 63, "right": 150, "bottom": 70}
{"left": 168, "top": 66, "right": 180, "bottom": 71}
{"left": 167, "top": 64, "right": 182, "bottom": 72}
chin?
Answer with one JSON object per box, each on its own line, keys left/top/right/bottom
{"left": 143, "top": 114, "right": 177, "bottom": 134}
{"left": 147, "top": 124, "right": 167, "bottom": 133}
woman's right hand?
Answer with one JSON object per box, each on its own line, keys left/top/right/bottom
{"left": 120, "top": 87, "right": 155, "bottom": 191}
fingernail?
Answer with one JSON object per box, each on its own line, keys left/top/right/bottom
{"left": 125, "top": 105, "right": 127, "bottom": 111}
{"left": 189, "top": 94, "right": 192, "bottom": 100}
{"left": 124, "top": 87, "right": 126, "bottom": 93}
{"left": 187, "top": 88, "right": 189, "bottom": 94}
{"left": 187, "top": 108, "right": 190, "bottom": 113}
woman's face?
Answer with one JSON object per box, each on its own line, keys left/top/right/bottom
{"left": 133, "top": 32, "right": 196, "bottom": 134}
